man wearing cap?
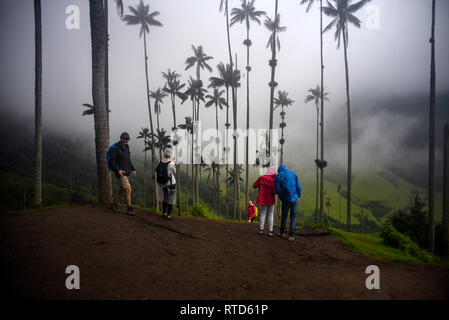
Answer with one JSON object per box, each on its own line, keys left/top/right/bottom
{"left": 109, "top": 132, "right": 137, "bottom": 215}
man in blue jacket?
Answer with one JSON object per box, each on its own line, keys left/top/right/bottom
{"left": 275, "top": 165, "right": 302, "bottom": 241}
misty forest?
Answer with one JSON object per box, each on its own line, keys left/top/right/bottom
{"left": 1, "top": 0, "right": 449, "bottom": 300}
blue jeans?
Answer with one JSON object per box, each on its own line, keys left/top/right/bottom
{"left": 280, "top": 201, "right": 298, "bottom": 237}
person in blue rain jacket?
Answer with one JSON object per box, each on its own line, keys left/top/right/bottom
{"left": 275, "top": 165, "right": 302, "bottom": 241}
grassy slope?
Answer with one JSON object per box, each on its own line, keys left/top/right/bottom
{"left": 331, "top": 228, "right": 449, "bottom": 269}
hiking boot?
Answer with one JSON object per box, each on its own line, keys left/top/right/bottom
{"left": 268, "top": 231, "right": 274, "bottom": 237}
{"left": 108, "top": 202, "right": 118, "bottom": 212}
{"left": 288, "top": 236, "right": 295, "bottom": 241}
{"left": 127, "top": 206, "right": 135, "bottom": 216}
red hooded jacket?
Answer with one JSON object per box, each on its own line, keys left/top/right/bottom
{"left": 247, "top": 203, "right": 257, "bottom": 219}
{"left": 253, "top": 174, "right": 277, "bottom": 206}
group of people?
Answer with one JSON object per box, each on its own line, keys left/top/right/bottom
{"left": 248, "top": 165, "right": 302, "bottom": 241}
{"left": 107, "top": 132, "right": 177, "bottom": 218}
{"left": 107, "top": 132, "right": 302, "bottom": 242}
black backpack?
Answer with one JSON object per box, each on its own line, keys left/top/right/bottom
{"left": 156, "top": 161, "right": 171, "bottom": 185}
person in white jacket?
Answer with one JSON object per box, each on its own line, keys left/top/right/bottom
{"left": 156, "top": 151, "right": 177, "bottom": 219}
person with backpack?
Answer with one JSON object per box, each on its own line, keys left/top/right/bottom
{"left": 108, "top": 132, "right": 137, "bottom": 215}
{"left": 253, "top": 166, "right": 277, "bottom": 236}
{"left": 275, "top": 165, "right": 302, "bottom": 241}
{"left": 247, "top": 200, "right": 257, "bottom": 223}
{"left": 156, "top": 150, "right": 177, "bottom": 219}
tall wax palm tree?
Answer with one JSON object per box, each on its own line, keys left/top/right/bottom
{"left": 210, "top": 63, "right": 231, "bottom": 219}
{"left": 265, "top": 3, "right": 286, "bottom": 160}
{"left": 152, "top": 128, "right": 173, "bottom": 154}
{"left": 123, "top": 0, "right": 162, "bottom": 207}
{"left": 182, "top": 80, "right": 197, "bottom": 206}
{"left": 185, "top": 45, "right": 214, "bottom": 86}
{"left": 305, "top": 85, "right": 329, "bottom": 223}
{"left": 162, "top": 69, "right": 186, "bottom": 130}
{"left": 231, "top": 0, "right": 266, "bottom": 219}
{"left": 183, "top": 77, "right": 207, "bottom": 203}
{"left": 33, "top": 0, "right": 43, "bottom": 207}
{"left": 300, "top": 0, "right": 327, "bottom": 223}
{"left": 206, "top": 87, "right": 227, "bottom": 140}
{"left": 219, "top": 0, "right": 241, "bottom": 220}
{"left": 209, "top": 62, "right": 241, "bottom": 219}
{"left": 206, "top": 86, "right": 228, "bottom": 218}
{"left": 274, "top": 90, "right": 294, "bottom": 165}
{"left": 185, "top": 47, "right": 213, "bottom": 203}
{"left": 89, "top": 0, "right": 113, "bottom": 204}
{"left": 178, "top": 117, "right": 194, "bottom": 212}
{"left": 149, "top": 88, "right": 168, "bottom": 133}
{"left": 322, "top": 0, "right": 371, "bottom": 231}
{"left": 137, "top": 127, "right": 151, "bottom": 207}
{"left": 428, "top": 0, "right": 436, "bottom": 253}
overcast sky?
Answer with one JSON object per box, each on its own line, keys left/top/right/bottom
{"left": 0, "top": 0, "right": 448, "bottom": 175}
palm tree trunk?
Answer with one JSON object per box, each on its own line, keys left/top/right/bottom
{"left": 224, "top": 0, "right": 234, "bottom": 221}
{"left": 428, "top": 0, "right": 436, "bottom": 253}
{"left": 144, "top": 148, "right": 147, "bottom": 207}
{"left": 245, "top": 25, "right": 251, "bottom": 223}
{"left": 89, "top": 0, "right": 112, "bottom": 205}
{"left": 215, "top": 104, "right": 221, "bottom": 219}
{"left": 156, "top": 108, "right": 160, "bottom": 132}
{"left": 315, "top": 105, "right": 319, "bottom": 224}
{"left": 319, "top": 0, "right": 325, "bottom": 224}
{"left": 33, "top": 0, "right": 43, "bottom": 207}
{"left": 235, "top": 54, "right": 242, "bottom": 221}
{"left": 143, "top": 31, "right": 158, "bottom": 208}
{"left": 104, "top": 0, "right": 110, "bottom": 132}
{"left": 171, "top": 95, "right": 177, "bottom": 129}
{"left": 342, "top": 23, "right": 352, "bottom": 231}
{"left": 225, "top": 87, "right": 230, "bottom": 220}
{"left": 191, "top": 99, "right": 196, "bottom": 205}
{"left": 267, "top": 0, "right": 279, "bottom": 158}
{"left": 443, "top": 123, "right": 449, "bottom": 257}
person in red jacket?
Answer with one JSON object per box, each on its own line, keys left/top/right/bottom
{"left": 253, "top": 166, "right": 277, "bottom": 236}
{"left": 247, "top": 200, "right": 257, "bottom": 223}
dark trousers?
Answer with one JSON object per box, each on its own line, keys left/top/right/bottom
{"left": 280, "top": 201, "right": 298, "bottom": 237}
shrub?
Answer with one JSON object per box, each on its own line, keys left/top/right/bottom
{"left": 380, "top": 223, "right": 429, "bottom": 261}
{"left": 386, "top": 196, "right": 428, "bottom": 249}
{"left": 322, "top": 215, "right": 331, "bottom": 228}
{"left": 189, "top": 203, "right": 207, "bottom": 218}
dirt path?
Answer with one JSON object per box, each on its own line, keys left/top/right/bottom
{"left": 0, "top": 205, "right": 448, "bottom": 299}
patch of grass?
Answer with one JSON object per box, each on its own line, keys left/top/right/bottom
{"left": 331, "top": 228, "right": 449, "bottom": 269}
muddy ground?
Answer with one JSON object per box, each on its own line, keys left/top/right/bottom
{"left": 0, "top": 205, "right": 448, "bottom": 299}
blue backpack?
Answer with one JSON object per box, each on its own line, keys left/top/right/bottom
{"left": 106, "top": 144, "right": 117, "bottom": 171}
